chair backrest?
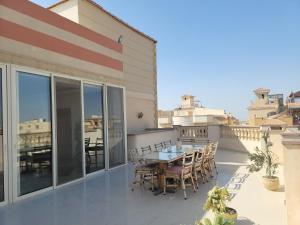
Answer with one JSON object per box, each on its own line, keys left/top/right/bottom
{"left": 182, "top": 152, "right": 194, "bottom": 176}
{"left": 95, "top": 137, "right": 103, "bottom": 146}
{"left": 140, "top": 145, "right": 152, "bottom": 154}
{"left": 194, "top": 149, "right": 202, "bottom": 163}
{"left": 85, "top": 138, "right": 90, "bottom": 148}
{"left": 129, "top": 148, "right": 138, "bottom": 162}
{"left": 211, "top": 141, "right": 219, "bottom": 157}
{"left": 163, "top": 140, "right": 172, "bottom": 148}
{"left": 154, "top": 142, "right": 164, "bottom": 152}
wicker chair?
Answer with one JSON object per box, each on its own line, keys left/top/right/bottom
{"left": 200, "top": 145, "right": 213, "bottom": 179}
{"left": 208, "top": 142, "right": 219, "bottom": 174}
{"left": 193, "top": 149, "right": 207, "bottom": 188}
{"left": 154, "top": 142, "right": 164, "bottom": 152}
{"left": 131, "top": 147, "right": 158, "bottom": 191}
{"left": 163, "top": 152, "right": 196, "bottom": 199}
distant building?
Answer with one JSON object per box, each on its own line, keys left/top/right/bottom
{"left": 247, "top": 88, "right": 286, "bottom": 126}
{"left": 247, "top": 88, "right": 295, "bottom": 127}
{"left": 287, "top": 91, "right": 300, "bottom": 125}
{"left": 158, "top": 95, "right": 239, "bottom": 128}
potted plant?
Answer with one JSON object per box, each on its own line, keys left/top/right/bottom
{"left": 203, "top": 186, "right": 237, "bottom": 223}
{"left": 247, "top": 131, "right": 279, "bottom": 191}
{"left": 195, "top": 215, "right": 234, "bottom": 225}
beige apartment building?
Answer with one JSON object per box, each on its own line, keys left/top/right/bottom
{"left": 247, "top": 88, "right": 293, "bottom": 126}
{"left": 158, "top": 95, "right": 238, "bottom": 128}
{"left": 0, "top": 0, "right": 157, "bottom": 205}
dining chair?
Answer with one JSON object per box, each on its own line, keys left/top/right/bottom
{"left": 163, "top": 152, "right": 196, "bottom": 199}
{"left": 193, "top": 149, "right": 207, "bottom": 188}
{"left": 200, "top": 145, "right": 213, "bottom": 180}
{"left": 84, "top": 138, "right": 91, "bottom": 163}
{"left": 208, "top": 142, "right": 219, "bottom": 175}
{"left": 163, "top": 140, "right": 172, "bottom": 149}
{"left": 131, "top": 148, "right": 158, "bottom": 191}
{"left": 154, "top": 142, "right": 164, "bottom": 152}
{"left": 141, "top": 145, "right": 152, "bottom": 155}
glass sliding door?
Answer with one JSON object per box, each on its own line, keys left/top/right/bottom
{"left": 16, "top": 71, "right": 52, "bottom": 196}
{"left": 107, "top": 86, "right": 125, "bottom": 168}
{"left": 0, "top": 68, "right": 4, "bottom": 202}
{"left": 83, "top": 84, "right": 105, "bottom": 173}
{"left": 55, "top": 77, "right": 83, "bottom": 185}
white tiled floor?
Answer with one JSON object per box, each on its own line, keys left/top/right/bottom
{"left": 0, "top": 149, "right": 286, "bottom": 225}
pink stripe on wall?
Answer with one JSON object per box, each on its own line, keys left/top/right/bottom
{"left": 0, "top": 18, "right": 123, "bottom": 71}
{"left": 0, "top": 0, "right": 123, "bottom": 53}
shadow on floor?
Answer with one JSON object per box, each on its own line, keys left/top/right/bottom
{"left": 277, "top": 185, "right": 285, "bottom": 192}
{"left": 237, "top": 217, "right": 257, "bottom": 225}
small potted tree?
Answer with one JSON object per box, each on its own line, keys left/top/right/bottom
{"left": 203, "top": 186, "right": 237, "bottom": 223}
{"left": 247, "top": 131, "right": 279, "bottom": 191}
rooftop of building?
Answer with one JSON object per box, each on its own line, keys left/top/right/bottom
{"left": 48, "top": 0, "right": 157, "bottom": 43}
{"left": 289, "top": 91, "right": 300, "bottom": 98}
{"left": 254, "top": 88, "right": 271, "bottom": 94}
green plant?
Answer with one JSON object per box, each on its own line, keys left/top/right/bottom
{"left": 195, "top": 215, "right": 234, "bottom": 225}
{"left": 247, "top": 131, "right": 279, "bottom": 178}
{"left": 203, "top": 186, "right": 230, "bottom": 214}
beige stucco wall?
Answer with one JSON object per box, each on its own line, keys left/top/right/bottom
{"left": 219, "top": 137, "right": 260, "bottom": 153}
{"left": 269, "top": 130, "right": 284, "bottom": 164}
{"left": 248, "top": 108, "right": 277, "bottom": 125}
{"left": 1, "top": 0, "right": 157, "bottom": 133}
{"left": 0, "top": 3, "right": 123, "bottom": 81}
{"left": 74, "top": 0, "right": 158, "bottom": 131}
{"left": 49, "top": 0, "right": 79, "bottom": 23}
{"left": 281, "top": 131, "right": 300, "bottom": 225}
{"left": 127, "top": 129, "right": 179, "bottom": 158}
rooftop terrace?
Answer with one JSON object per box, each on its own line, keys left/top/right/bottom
{"left": 0, "top": 149, "right": 286, "bottom": 225}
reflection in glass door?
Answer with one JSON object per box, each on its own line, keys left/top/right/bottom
{"left": 83, "top": 84, "right": 105, "bottom": 173}
{"left": 107, "top": 86, "right": 125, "bottom": 168}
{"left": 0, "top": 68, "right": 4, "bottom": 202}
{"left": 16, "top": 71, "right": 52, "bottom": 196}
{"left": 55, "top": 77, "right": 83, "bottom": 185}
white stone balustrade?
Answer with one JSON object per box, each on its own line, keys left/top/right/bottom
{"left": 220, "top": 125, "right": 260, "bottom": 141}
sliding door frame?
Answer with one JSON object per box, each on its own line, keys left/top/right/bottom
{"left": 0, "top": 63, "right": 127, "bottom": 204}
{"left": 106, "top": 84, "right": 127, "bottom": 169}
{"left": 52, "top": 73, "right": 85, "bottom": 189}
{"left": 0, "top": 64, "right": 8, "bottom": 206}
{"left": 10, "top": 65, "right": 54, "bottom": 202}
{"left": 82, "top": 81, "right": 106, "bottom": 176}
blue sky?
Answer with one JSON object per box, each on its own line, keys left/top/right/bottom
{"left": 32, "top": 0, "right": 300, "bottom": 120}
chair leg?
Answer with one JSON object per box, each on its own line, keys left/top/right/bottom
{"left": 182, "top": 178, "right": 187, "bottom": 200}
{"left": 151, "top": 173, "right": 154, "bottom": 192}
{"left": 163, "top": 175, "right": 166, "bottom": 195}
{"left": 194, "top": 170, "right": 199, "bottom": 189}
{"left": 191, "top": 177, "right": 196, "bottom": 193}
{"left": 200, "top": 169, "right": 206, "bottom": 183}
{"left": 131, "top": 171, "right": 137, "bottom": 191}
{"left": 214, "top": 160, "right": 218, "bottom": 174}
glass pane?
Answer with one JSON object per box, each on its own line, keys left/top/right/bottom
{"left": 0, "top": 69, "right": 4, "bottom": 202}
{"left": 17, "top": 72, "right": 52, "bottom": 196}
{"left": 83, "top": 84, "right": 105, "bottom": 173}
{"left": 55, "top": 77, "right": 83, "bottom": 185}
{"left": 107, "top": 86, "right": 125, "bottom": 168}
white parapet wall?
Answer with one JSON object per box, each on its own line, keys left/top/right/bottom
{"left": 219, "top": 125, "right": 261, "bottom": 154}
{"left": 127, "top": 128, "right": 179, "bottom": 159}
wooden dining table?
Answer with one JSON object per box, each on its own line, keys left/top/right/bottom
{"left": 138, "top": 144, "right": 205, "bottom": 195}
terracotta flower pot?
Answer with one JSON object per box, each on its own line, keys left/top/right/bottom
{"left": 262, "top": 176, "right": 280, "bottom": 191}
